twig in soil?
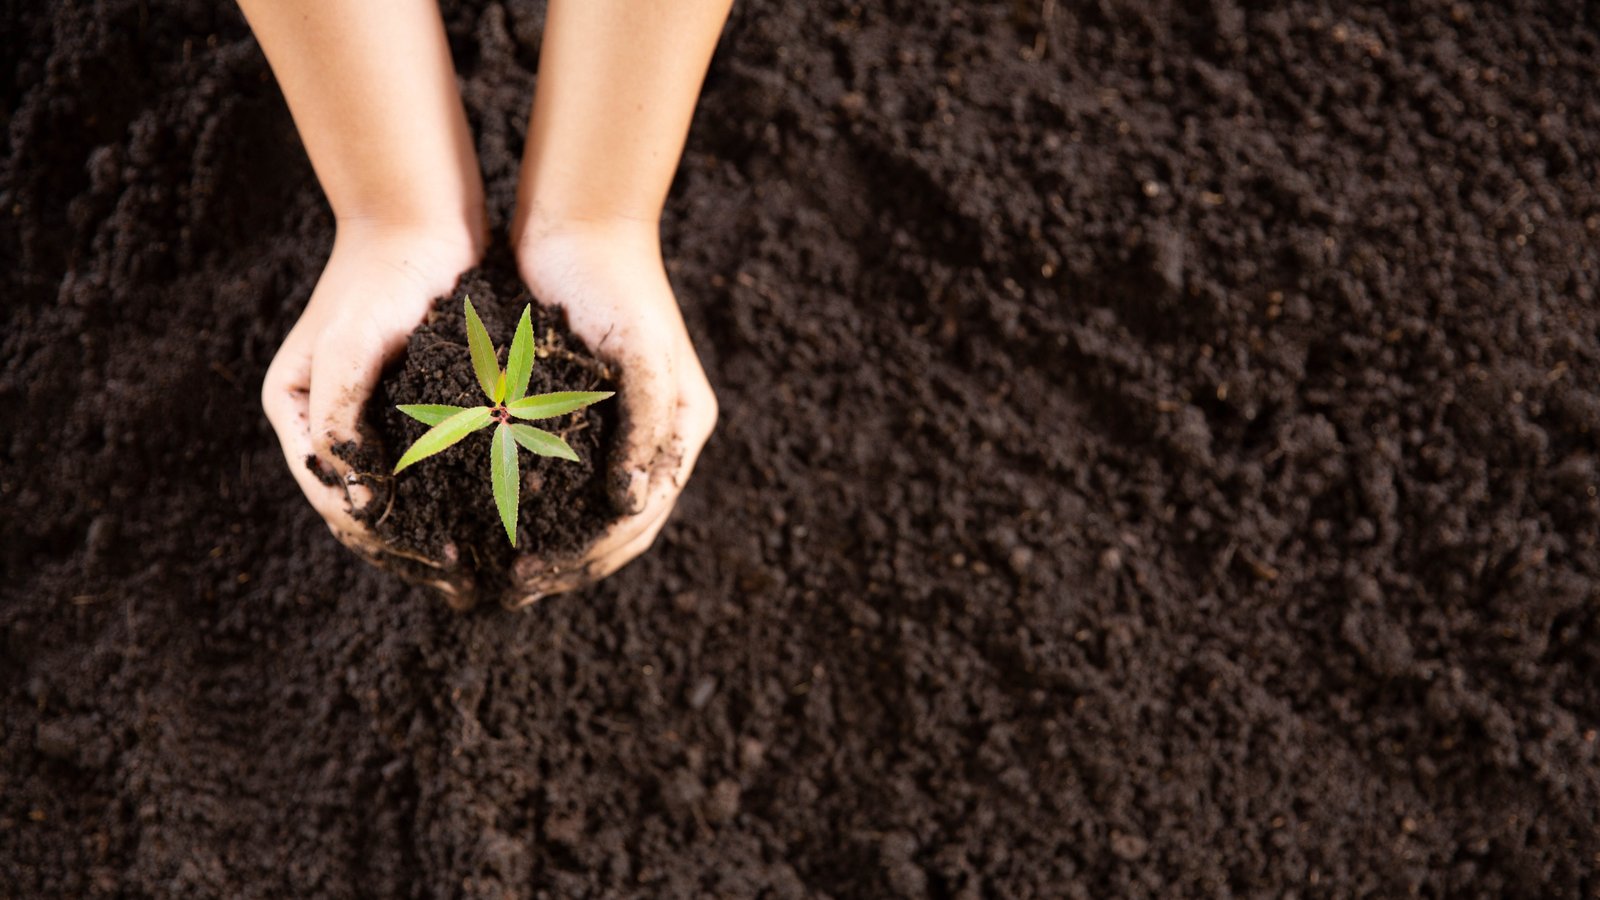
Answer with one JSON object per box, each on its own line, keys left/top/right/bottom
{"left": 1489, "top": 183, "right": 1528, "bottom": 227}
{"left": 1214, "top": 540, "right": 1238, "bottom": 577}
{"left": 1238, "top": 548, "right": 1280, "bottom": 582}
{"left": 540, "top": 327, "right": 618, "bottom": 383}
{"left": 343, "top": 469, "right": 398, "bottom": 527}
{"left": 209, "top": 360, "right": 243, "bottom": 391}
{"left": 1029, "top": 0, "right": 1056, "bottom": 60}
{"left": 374, "top": 478, "right": 398, "bottom": 529}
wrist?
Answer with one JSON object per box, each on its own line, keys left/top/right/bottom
{"left": 513, "top": 206, "right": 660, "bottom": 259}
{"left": 514, "top": 215, "right": 681, "bottom": 318}
{"left": 332, "top": 183, "right": 488, "bottom": 254}
{"left": 333, "top": 212, "right": 487, "bottom": 269}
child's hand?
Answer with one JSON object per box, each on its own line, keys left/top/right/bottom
{"left": 507, "top": 220, "right": 718, "bottom": 604}
{"left": 262, "top": 224, "right": 481, "bottom": 599}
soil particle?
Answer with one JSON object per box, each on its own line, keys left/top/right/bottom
{"left": 687, "top": 674, "right": 718, "bottom": 710}
{"left": 704, "top": 779, "right": 742, "bottom": 824}
{"left": 879, "top": 831, "right": 927, "bottom": 898}
{"left": 1111, "top": 831, "right": 1151, "bottom": 862}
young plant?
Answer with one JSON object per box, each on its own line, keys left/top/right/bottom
{"left": 392, "top": 296, "right": 612, "bottom": 546}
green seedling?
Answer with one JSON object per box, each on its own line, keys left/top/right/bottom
{"left": 392, "top": 296, "right": 612, "bottom": 546}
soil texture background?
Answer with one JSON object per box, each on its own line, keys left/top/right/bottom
{"left": 3, "top": 1, "right": 1599, "bottom": 897}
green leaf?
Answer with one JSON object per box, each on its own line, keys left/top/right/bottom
{"left": 491, "top": 422, "right": 519, "bottom": 545}
{"left": 392, "top": 406, "right": 493, "bottom": 473}
{"left": 504, "top": 305, "right": 536, "bottom": 403}
{"left": 396, "top": 404, "right": 467, "bottom": 426}
{"left": 506, "top": 391, "right": 615, "bottom": 420}
{"left": 492, "top": 369, "right": 507, "bottom": 404}
{"left": 464, "top": 296, "right": 500, "bottom": 402}
{"left": 509, "top": 424, "right": 579, "bottom": 462}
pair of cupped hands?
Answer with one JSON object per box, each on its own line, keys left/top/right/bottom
{"left": 261, "top": 219, "right": 717, "bottom": 608}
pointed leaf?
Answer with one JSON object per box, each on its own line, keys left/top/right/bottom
{"left": 506, "top": 391, "right": 615, "bottom": 420}
{"left": 392, "top": 406, "right": 492, "bottom": 473}
{"left": 464, "top": 296, "right": 500, "bottom": 402}
{"left": 491, "top": 423, "right": 520, "bottom": 545}
{"left": 493, "top": 369, "right": 507, "bottom": 404}
{"left": 505, "top": 306, "right": 536, "bottom": 402}
{"left": 396, "top": 404, "right": 467, "bottom": 426}
{"left": 510, "top": 424, "right": 579, "bottom": 462}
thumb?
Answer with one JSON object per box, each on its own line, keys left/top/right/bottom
{"left": 609, "top": 354, "right": 673, "bottom": 516}
{"left": 308, "top": 325, "right": 393, "bottom": 512}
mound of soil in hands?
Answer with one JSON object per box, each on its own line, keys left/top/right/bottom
{"left": 337, "top": 256, "right": 620, "bottom": 601}
{"left": 3, "top": 1, "right": 1599, "bottom": 897}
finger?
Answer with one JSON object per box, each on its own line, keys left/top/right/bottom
{"left": 561, "top": 377, "right": 713, "bottom": 563}
{"left": 580, "top": 446, "right": 682, "bottom": 559}
{"left": 608, "top": 350, "right": 676, "bottom": 515}
{"left": 306, "top": 323, "right": 391, "bottom": 512}
{"left": 503, "top": 563, "right": 592, "bottom": 608}
{"left": 583, "top": 498, "right": 675, "bottom": 583}
{"left": 262, "top": 339, "right": 377, "bottom": 550}
{"left": 672, "top": 369, "right": 718, "bottom": 489}
{"left": 509, "top": 499, "right": 669, "bottom": 592}
{"left": 508, "top": 503, "right": 676, "bottom": 610}
{"left": 509, "top": 390, "right": 706, "bottom": 608}
{"left": 431, "top": 579, "right": 477, "bottom": 611}
{"left": 506, "top": 477, "right": 676, "bottom": 607}
{"left": 422, "top": 559, "right": 477, "bottom": 610}
{"left": 578, "top": 413, "right": 703, "bottom": 582}
{"left": 281, "top": 419, "right": 372, "bottom": 550}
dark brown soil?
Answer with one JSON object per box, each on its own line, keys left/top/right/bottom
{"left": 336, "top": 256, "right": 620, "bottom": 599}
{"left": 3, "top": 1, "right": 1599, "bottom": 897}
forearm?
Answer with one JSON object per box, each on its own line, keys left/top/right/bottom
{"left": 514, "top": 0, "right": 734, "bottom": 243}
{"left": 238, "top": 0, "right": 484, "bottom": 241}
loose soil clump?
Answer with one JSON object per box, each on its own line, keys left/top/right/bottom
{"left": 337, "top": 255, "right": 620, "bottom": 600}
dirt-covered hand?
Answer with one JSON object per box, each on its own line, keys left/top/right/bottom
{"left": 261, "top": 225, "right": 481, "bottom": 600}
{"left": 509, "top": 223, "right": 717, "bottom": 604}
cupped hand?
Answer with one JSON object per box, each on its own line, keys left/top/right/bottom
{"left": 261, "top": 223, "right": 482, "bottom": 599}
{"left": 509, "top": 220, "right": 718, "bottom": 605}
